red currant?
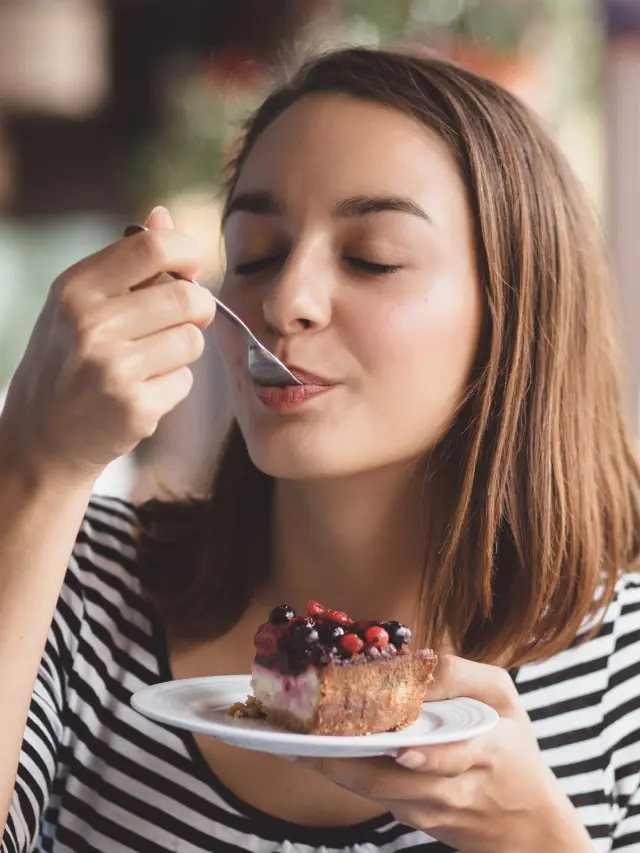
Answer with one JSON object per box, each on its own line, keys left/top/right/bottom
{"left": 307, "top": 600, "right": 326, "bottom": 617}
{"left": 365, "top": 626, "right": 389, "bottom": 647}
{"left": 340, "top": 633, "right": 364, "bottom": 655}
{"left": 326, "top": 609, "right": 353, "bottom": 625}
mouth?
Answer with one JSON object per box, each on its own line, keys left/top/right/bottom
{"left": 281, "top": 365, "right": 332, "bottom": 387}
{"left": 254, "top": 364, "right": 335, "bottom": 412}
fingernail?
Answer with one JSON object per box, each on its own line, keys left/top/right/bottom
{"left": 395, "top": 750, "right": 426, "bottom": 770}
{"left": 145, "top": 205, "right": 174, "bottom": 226}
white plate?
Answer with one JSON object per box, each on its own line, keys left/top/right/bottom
{"left": 131, "top": 675, "right": 499, "bottom": 757}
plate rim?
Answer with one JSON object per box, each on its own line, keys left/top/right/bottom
{"left": 131, "top": 674, "right": 499, "bottom": 752}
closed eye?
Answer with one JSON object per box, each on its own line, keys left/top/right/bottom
{"left": 346, "top": 257, "right": 402, "bottom": 276}
{"left": 233, "top": 256, "right": 284, "bottom": 275}
{"left": 233, "top": 256, "right": 402, "bottom": 276}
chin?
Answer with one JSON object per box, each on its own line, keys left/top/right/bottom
{"left": 245, "top": 434, "right": 354, "bottom": 480}
{"left": 240, "top": 423, "right": 417, "bottom": 481}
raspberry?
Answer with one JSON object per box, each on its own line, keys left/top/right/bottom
{"left": 364, "top": 626, "right": 389, "bottom": 647}
{"left": 307, "top": 600, "right": 326, "bottom": 617}
{"left": 340, "top": 633, "right": 364, "bottom": 655}
{"left": 326, "top": 609, "right": 352, "bottom": 625}
{"left": 254, "top": 624, "right": 283, "bottom": 656}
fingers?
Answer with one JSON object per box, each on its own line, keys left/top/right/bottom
{"left": 394, "top": 735, "right": 489, "bottom": 776}
{"left": 295, "top": 754, "right": 483, "bottom": 803}
{"left": 295, "top": 757, "right": 419, "bottom": 801}
{"left": 123, "top": 323, "right": 206, "bottom": 381}
{"left": 90, "top": 278, "right": 216, "bottom": 341}
{"left": 142, "top": 366, "right": 195, "bottom": 420}
{"left": 113, "top": 367, "right": 196, "bottom": 442}
{"left": 426, "top": 655, "right": 520, "bottom": 717}
{"left": 59, "top": 224, "right": 201, "bottom": 301}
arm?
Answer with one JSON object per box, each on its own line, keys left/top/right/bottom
{"left": 608, "top": 577, "right": 640, "bottom": 850}
{"left": 0, "top": 205, "right": 214, "bottom": 844}
{"left": 0, "top": 458, "right": 93, "bottom": 837}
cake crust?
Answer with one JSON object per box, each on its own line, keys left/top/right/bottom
{"left": 256, "top": 650, "right": 438, "bottom": 735}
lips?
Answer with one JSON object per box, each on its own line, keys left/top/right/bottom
{"left": 283, "top": 366, "right": 331, "bottom": 387}
{"left": 254, "top": 365, "right": 335, "bottom": 412}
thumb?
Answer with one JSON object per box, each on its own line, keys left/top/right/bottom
{"left": 426, "top": 654, "right": 519, "bottom": 716}
{"left": 145, "top": 205, "right": 175, "bottom": 230}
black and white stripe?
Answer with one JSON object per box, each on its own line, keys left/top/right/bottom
{"left": 3, "top": 496, "right": 640, "bottom": 852}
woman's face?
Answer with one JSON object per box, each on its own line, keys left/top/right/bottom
{"left": 218, "top": 94, "right": 482, "bottom": 479}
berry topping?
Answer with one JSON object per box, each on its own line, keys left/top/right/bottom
{"left": 254, "top": 623, "right": 286, "bottom": 657}
{"left": 319, "top": 623, "right": 346, "bottom": 645}
{"left": 340, "top": 633, "right": 364, "bottom": 655}
{"left": 326, "top": 609, "right": 353, "bottom": 625}
{"left": 259, "top": 603, "right": 413, "bottom": 674}
{"left": 269, "top": 604, "right": 296, "bottom": 624}
{"left": 353, "top": 620, "right": 376, "bottom": 633}
{"left": 382, "top": 621, "right": 412, "bottom": 647}
{"left": 307, "top": 600, "right": 326, "bottom": 617}
{"left": 365, "top": 626, "right": 389, "bottom": 647}
{"left": 290, "top": 622, "right": 320, "bottom": 652}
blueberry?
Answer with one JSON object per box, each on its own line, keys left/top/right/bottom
{"left": 319, "top": 623, "right": 346, "bottom": 645}
{"left": 310, "top": 644, "right": 332, "bottom": 666}
{"left": 268, "top": 604, "right": 296, "bottom": 624}
{"left": 290, "top": 622, "right": 320, "bottom": 651}
{"left": 381, "top": 621, "right": 411, "bottom": 647}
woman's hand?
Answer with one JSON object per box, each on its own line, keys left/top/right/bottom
{"left": 294, "top": 655, "right": 594, "bottom": 853}
{"left": 0, "top": 206, "right": 216, "bottom": 481}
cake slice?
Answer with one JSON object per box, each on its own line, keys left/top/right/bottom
{"left": 230, "top": 600, "right": 438, "bottom": 736}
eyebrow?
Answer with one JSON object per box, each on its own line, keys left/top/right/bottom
{"left": 222, "top": 190, "right": 433, "bottom": 224}
{"left": 335, "top": 194, "right": 432, "bottom": 223}
{"left": 223, "top": 190, "right": 283, "bottom": 222}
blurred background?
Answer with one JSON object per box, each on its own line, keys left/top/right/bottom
{"left": 0, "top": 0, "right": 638, "bottom": 500}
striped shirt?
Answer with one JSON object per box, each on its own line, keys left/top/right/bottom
{"left": 3, "top": 495, "right": 640, "bottom": 853}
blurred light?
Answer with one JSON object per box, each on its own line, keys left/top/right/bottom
{"left": 410, "top": 0, "right": 465, "bottom": 28}
{"left": 0, "top": 0, "right": 109, "bottom": 117}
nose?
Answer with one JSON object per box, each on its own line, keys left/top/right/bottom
{"left": 262, "top": 246, "right": 332, "bottom": 337}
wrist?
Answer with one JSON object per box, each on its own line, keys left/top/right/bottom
{"left": 0, "top": 430, "right": 99, "bottom": 500}
{"left": 521, "top": 780, "right": 593, "bottom": 853}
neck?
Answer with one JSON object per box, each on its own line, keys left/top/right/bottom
{"left": 263, "top": 463, "right": 428, "bottom": 627}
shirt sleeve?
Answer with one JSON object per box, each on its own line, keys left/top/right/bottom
{"left": 1, "top": 502, "right": 110, "bottom": 853}
{"left": 605, "top": 576, "right": 640, "bottom": 849}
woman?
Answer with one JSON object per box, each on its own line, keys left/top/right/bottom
{"left": 1, "top": 47, "right": 638, "bottom": 853}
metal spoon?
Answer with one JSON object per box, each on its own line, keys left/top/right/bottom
{"left": 123, "top": 224, "right": 301, "bottom": 387}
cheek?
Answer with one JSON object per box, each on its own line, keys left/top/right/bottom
{"left": 353, "top": 278, "right": 482, "bottom": 397}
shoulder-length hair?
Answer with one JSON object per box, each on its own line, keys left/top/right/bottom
{"left": 137, "top": 47, "right": 640, "bottom": 667}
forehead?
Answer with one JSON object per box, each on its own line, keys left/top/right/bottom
{"left": 233, "top": 93, "right": 466, "bottom": 214}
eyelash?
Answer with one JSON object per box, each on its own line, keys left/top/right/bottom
{"left": 232, "top": 256, "right": 401, "bottom": 276}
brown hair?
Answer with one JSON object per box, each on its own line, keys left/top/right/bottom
{"left": 137, "top": 47, "right": 640, "bottom": 667}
